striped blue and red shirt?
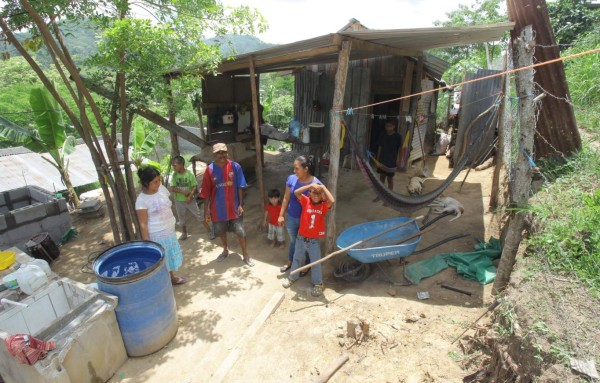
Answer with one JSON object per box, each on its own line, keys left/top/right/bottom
{"left": 200, "top": 159, "right": 247, "bottom": 222}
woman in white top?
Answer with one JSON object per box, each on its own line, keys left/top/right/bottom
{"left": 135, "top": 166, "right": 187, "bottom": 285}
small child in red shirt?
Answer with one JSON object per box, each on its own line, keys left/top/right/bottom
{"left": 282, "top": 183, "right": 335, "bottom": 297}
{"left": 263, "top": 189, "right": 285, "bottom": 248}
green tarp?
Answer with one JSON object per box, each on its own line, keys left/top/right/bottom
{"left": 404, "top": 238, "right": 502, "bottom": 285}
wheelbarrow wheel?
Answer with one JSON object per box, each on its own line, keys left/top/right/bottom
{"left": 334, "top": 258, "right": 371, "bottom": 282}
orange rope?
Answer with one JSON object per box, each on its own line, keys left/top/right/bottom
{"left": 341, "top": 47, "right": 600, "bottom": 113}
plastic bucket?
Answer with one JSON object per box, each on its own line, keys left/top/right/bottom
{"left": 308, "top": 122, "right": 324, "bottom": 144}
{"left": 93, "top": 241, "right": 178, "bottom": 357}
{"left": 26, "top": 232, "right": 60, "bottom": 262}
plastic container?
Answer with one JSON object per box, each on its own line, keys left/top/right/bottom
{"left": 28, "top": 259, "right": 51, "bottom": 276}
{"left": 0, "top": 251, "right": 16, "bottom": 270}
{"left": 93, "top": 241, "right": 178, "bottom": 357}
{"left": 301, "top": 126, "right": 310, "bottom": 144}
{"left": 288, "top": 119, "right": 302, "bottom": 138}
{"left": 2, "top": 273, "right": 18, "bottom": 290}
{"left": 14, "top": 264, "right": 49, "bottom": 295}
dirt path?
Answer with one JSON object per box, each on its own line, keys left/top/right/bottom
{"left": 54, "top": 150, "right": 498, "bottom": 382}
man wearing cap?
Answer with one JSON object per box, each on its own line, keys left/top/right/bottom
{"left": 200, "top": 143, "right": 254, "bottom": 266}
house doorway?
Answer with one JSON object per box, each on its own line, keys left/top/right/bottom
{"left": 369, "top": 94, "right": 401, "bottom": 154}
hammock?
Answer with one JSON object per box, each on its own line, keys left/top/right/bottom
{"left": 348, "top": 99, "right": 500, "bottom": 212}
{"left": 367, "top": 151, "right": 398, "bottom": 173}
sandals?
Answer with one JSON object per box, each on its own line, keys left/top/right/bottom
{"left": 311, "top": 284, "right": 324, "bottom": 297}
{"left": 243, "top": 257, "right": 255, "bottom": 267}
{"left": 299, "top": 268, "right": 311, "bottom": 278}
{"left": 281, "top": 277, "right": 297, "bottom": 288}
{"left": 179, "top": 233, "right": 188, "bottom": 241}
{"left": 171, "top": 276, "right": 187, "bottom": 286}
{"left": 216, "top": 251, "right": 229, "bottom": 262}
{"left": 279, "top": 264, "right": 291, "bottom": 273}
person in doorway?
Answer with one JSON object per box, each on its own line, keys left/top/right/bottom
{"left": 373, "top": 122, "right": 403, "bottom": 201}
{"left": 169, "top": 155, "right": 213, "bottom": 240}
{"left": 263, "top": 188, "right": 285, "bottom": 248}
{"left": 281, "top": 183, "right": 335, "bottom": 297}
{"left": 277, "top": 155, "right": 320, "bottom": 273}
{"left": 200, "top": 143, "right": 254, "bottom": 267}
{"left": 135, "top": 166, "right": 187, "bottom": 285}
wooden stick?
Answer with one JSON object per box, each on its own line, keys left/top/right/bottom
{"left": 312, "top": 354, "right": 350, "bottom": 383}
{"left": 290, "top": 216, "right": 423, "bottom": 275}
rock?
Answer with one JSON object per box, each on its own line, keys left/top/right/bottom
{"left": 387, "top": 288, "right": 397, "bottom": 296}
{"left": 407, "top": 315, "right": 420, "bottom": 323}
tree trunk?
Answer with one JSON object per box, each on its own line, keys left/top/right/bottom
{"left": 493, "top": 26, "right": 536, "bottom": 293}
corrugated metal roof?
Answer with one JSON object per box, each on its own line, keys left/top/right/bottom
{"left": 0, "top": 147, "right": 33, "bottom": 157}
{"left": 0, "top": 141, "right": 107, "bottom": 192}
{"left": 206, "top": 22, "right": 514, "bottom": 78}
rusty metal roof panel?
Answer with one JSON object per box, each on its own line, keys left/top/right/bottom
{"left": 0, "top": 141, "right": 108, "bottom": 192}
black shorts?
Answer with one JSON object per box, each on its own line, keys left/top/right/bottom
{"left": 376, "top": 168, "right": 395, "bottom": 178}
{"left": 213, "top": 217, "right": 246, "bottom": 237}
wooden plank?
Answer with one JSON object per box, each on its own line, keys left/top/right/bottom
{"left": 208, "top": 292, "right": 285, "bottom": 383}
{"left": 249, "top": 56, "right": 266, "bottom": 214}
{"left": 358, "top": 67, "right": 371, "bottom": 154}
{"left": 325, "top": 41, "right": 352, "bottom": 254}
{"left": 399, "top": 60, "right": 414, "bottom": 114}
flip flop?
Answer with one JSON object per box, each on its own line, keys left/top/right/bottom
{"left": 179, "top": 233, "right": 188, "bottom": 240}
{"left": 171, "top": 276, "right": 187, "bottom": 285}
{"left": 279, "top": 264, "right": 291, "bottom": 273}
{"left": 216, "top": 251, "right": 229, "bottom": 262}
{"left": 243, "top": 257, "right": 255, "bottom": 267}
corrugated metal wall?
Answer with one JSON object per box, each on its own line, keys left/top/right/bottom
{"left": 507, "top": 0, "right": 581, "bottom": 158}
{"left": 453, "top": 69, "right": 502, "bottom": 167}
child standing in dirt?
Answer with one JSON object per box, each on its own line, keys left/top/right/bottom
{"left": 263, "top": 189, "right": 285, "bottom": 248}
{"left": 169, "top": 156, "right": 214, "bottom": 240}
{"left": 282, "top": 183, "right": 335, "bottom": 297}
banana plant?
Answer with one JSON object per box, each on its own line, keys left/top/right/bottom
{"left": 130, "top": 116, "right": 164, "bottom": 172}
{"left": 29, "top": 87, "right": 80, "bottom": 207}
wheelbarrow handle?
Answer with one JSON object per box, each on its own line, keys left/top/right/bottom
{"left": 290, "top": 215, "right": 424, "bottom": 276}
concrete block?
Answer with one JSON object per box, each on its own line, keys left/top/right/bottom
{"left": 12, "top": 203, "right": 47, "bottom": 225}
{"left": 0, "top": 192, "right": 6, "bottom": 207}
{"left": 7, "top": 187, "right": 29, "bottom": 203}
{"left": 0, "top": 215, "right": 7, "bottom": 232}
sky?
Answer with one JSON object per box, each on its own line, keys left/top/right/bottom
{"left": 220, "top": 0, "right": 482, "bottom": 44}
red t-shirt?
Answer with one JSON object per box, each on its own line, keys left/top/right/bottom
{"left": 266, "top": 203, "right": 282, "bottom": 225}
{"left": 298, "top": 195, "right": 329, "bottom": 239}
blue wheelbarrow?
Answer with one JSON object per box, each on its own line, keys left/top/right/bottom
{"left": 333, "top": 213, "right": 467, "bottom": 282}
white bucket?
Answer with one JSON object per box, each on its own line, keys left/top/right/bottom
{"left": 15, "top": 264, "right": 48, "bottom": 295}
{"left": 28, "top": 259, "right": 51, "bottom": 276}
{"left": 301, "top": 126, "right": 310, "bottom": 144}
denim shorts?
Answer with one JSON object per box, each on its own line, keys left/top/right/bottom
{"left": 213, "top": 217, "right": 246, "bottom": 237}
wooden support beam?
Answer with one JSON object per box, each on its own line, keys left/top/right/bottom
{"left": 346, "top": 38, "right": 422, "bottom": 57}
{"left": 166, "top": 76, "right": 180, "bottom": 158}
{"left": 249, "top": 56, "right": 266, "bottom": 213}
{"left": 493, "top": 26, "right": 536, "bottom": 293}
{"left": 219, "top": 45, "right": 341, "bottom": 73}
{"left": 325, "top": 40, "right": 352, "bottom": 254}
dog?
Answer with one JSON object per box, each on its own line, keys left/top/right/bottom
{"left": 427, "top": 197, "right": 464, "bottom": 221}
{"left": 407, "top": 176, "right": 425, "bottom": 195}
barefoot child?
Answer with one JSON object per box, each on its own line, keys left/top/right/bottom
{"left": 263, "top": 189, "right": 285, "bottom": 249}
{"left": 282, "top": 183, "right": 335, "bottom": 297}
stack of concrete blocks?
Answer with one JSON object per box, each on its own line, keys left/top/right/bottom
{"left": 0, "top": 278, "right": 127, "bottom": 383}
{"left": 0, "top": 186, "right": 72, "bottom": 248}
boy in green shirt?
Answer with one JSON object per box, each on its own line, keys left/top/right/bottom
{"left": 169, "top": 156, "right": 213, "bottom": 240}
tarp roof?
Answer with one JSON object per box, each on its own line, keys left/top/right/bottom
{"left": 202, "top": 22, "right": 514, "bottom": 79}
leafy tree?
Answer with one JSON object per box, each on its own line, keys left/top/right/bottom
{"left": 547, "top": 0, "right": 600, "bottom": 49}
{"left": 0, "top": 0, "right": 266, "bottom": 243}
{"left": 433, "top": 0, "right": 507, "bottom": 82}
{"left": 260, "top": 72, "right": 294, "bottom": 129}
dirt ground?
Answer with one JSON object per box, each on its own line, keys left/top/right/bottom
{"left": 53, "top": 149, "right": 501, "bottom": 383}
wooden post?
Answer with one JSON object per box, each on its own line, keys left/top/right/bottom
{"left": 325, "top": 40, "right": 352, "bottom": 254}
{"left": 249, "top": 56, "right": 266, "bottom": 213}
{"left": 490, "top": 50, "right": 511, "bottom": 210}
{"left": 493, "top": 25, "right": 536, "bottom": 293}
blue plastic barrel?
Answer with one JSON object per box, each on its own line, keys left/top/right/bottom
{"left": 93, "top": 241, "right": 178, "bottom": 357}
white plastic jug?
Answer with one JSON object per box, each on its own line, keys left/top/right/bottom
{"left": 14, "top": 264, "right": 48, "bottom": 295}
{"left": 28, "top": 259, "right": 51, "bottom": 276}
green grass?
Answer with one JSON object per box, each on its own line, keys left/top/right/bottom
{"left": 525, "top": 144, "right": 600, "bottom": 295}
